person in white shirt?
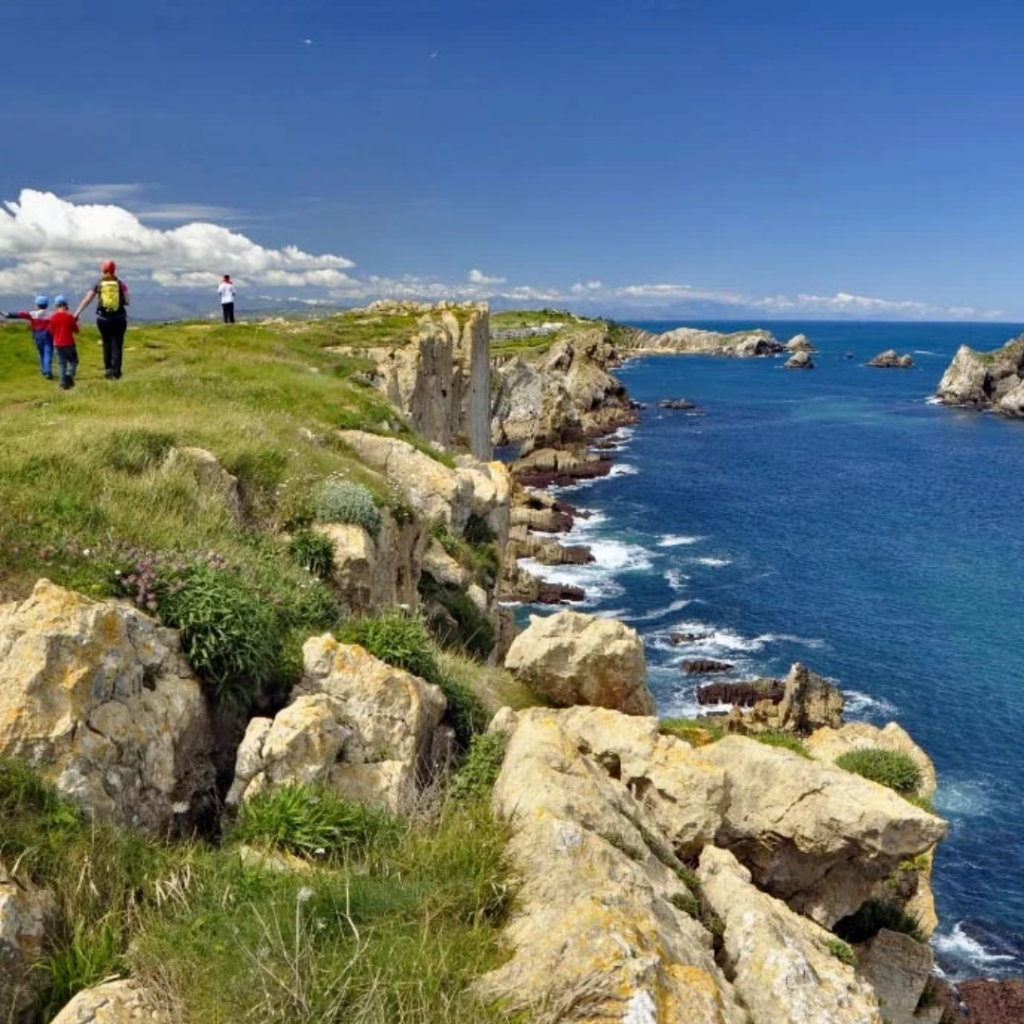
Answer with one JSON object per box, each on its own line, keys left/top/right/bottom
{"left": 218, "top": 275, "right": 236, "bottom": 323}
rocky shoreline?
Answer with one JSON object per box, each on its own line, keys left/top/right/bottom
{"left": 935, "top": 332, "right": 1024, "bottom": 417}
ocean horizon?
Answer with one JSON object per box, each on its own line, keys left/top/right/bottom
{"left": 515, "top": 318, "right": 1024, "bottom": 981}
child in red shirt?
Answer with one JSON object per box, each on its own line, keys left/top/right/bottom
{"left": 49, "top": 297, "right": 80, "bottom": 390}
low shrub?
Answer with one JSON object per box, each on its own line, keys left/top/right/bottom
{"left": 753, "top": 730, "right": 811, "bottom": 758}
{"left": 314, "top": 479, "right": 382, "bottom": 537}
{"left": 659, "top": 718, "right": 725, "bottom": 746}
{"left": 436, "top": 671, "right": 491, "bottom": 750}
{"left": 233, "top": 784, "right": 402, "bottom": 861}
{"left": 463, "top": 514, "right": 496, "bottom": 546}
{"left": 288, "top": 528, "right": 335, "bottom": 579}
{"left": 105, "top": 428, "right": 176, "bottom": 473}
{"left": 834, "top": 748, "right": 922, "bottom": 795}
{"left": 420, "top": 577, "right": 496, "bottom": 660}
{"left": 157, "top": 563, "right": 282, "bottom": 708}
{"left": 449, "top": 733, "right": 507, "bottom": 801}
{"left": 834, "top": 899, "right": 925, "bottom": 944}
{"left": 339, "top": 607, "right": 440, "bottom": 685}
{"left": 825, "top": 937, "right": 857, "bottom": 966}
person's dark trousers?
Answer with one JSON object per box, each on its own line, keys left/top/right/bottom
{"left": 56, "top": 345, "right": 79, "bottom": 389}
{"left": 97, "top": 316, "right": 127, "bottom": 378}
{"left": 35, "top": 335, "right": 54, "bottom": 378}
{"left": 222, "top": 302, "right": 235, "bottom": 324}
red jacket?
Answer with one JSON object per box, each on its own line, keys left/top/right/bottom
{"left": 50, "top": 310, "right": 79, "bottom": 347}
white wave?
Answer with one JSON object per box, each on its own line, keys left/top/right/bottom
{"left": 933, "top": 777, "right": 993, "bottom": 818}
{"left": 664, "top": 569, "right": 690, "bottom": 592}
{"left": 913, "top": 349, "right": 940, "bottom": 356}
{"left": 517, "top": 538, "right": 653, "bottom": 606}
{"left": 622, "top": 598, "right": 691, "bottom": 624}
{"left": 608, "top": 463, "right": 638, "bottom": 477}
{"left": 933, "top": 922, "right": 1016, "bottom": 966}
{"left": 655, "top": 621, "right": 769, "bottom": 656}
{"left": 658, "top": 534, "right": 703, "bottom": 547}
{"left": 842, "top": 689, "right": 899, "bottom": 718}
{"left": 924, "top": 395, "right": 943, "bottom": 405}
{"left": 693, "top": 556, "right": 731, "bottom": 567}
{"left": 760, "top": 633, "right": 827, "bottom": 650}
{"left": 588, "top": 539, "right": 653, "bottom": 571}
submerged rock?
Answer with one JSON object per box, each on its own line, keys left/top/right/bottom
{"left": 505, "top": 610, "right": 654, "bottom": 715}
{"left": 682, "top": 658, "right": 734, "bottom": 675}
{"left": 656, "top": 397, "right": 698, "bottom": 410}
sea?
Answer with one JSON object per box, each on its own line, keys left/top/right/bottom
{"left": 515, "top": 320, "right": 1024, "bottom": 981}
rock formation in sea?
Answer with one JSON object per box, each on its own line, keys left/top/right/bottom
{"left": 936, "top": 333, "right": 1024, "bottom": 416}
{"left": 622, "top": 324, "right": 785, "bottom": 357}
{"left": 868, "top": 349, "right": 915, "bottom": 368}
{"left": 785, "top": 349, "right": 816, "bottom": 369}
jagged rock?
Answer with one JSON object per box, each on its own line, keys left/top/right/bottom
{"left": 49, "top": 979, "right": 169, "bottom": 1023}
{"left": 454, "top": 458, "right": 511, "bottom": 548}
{"left": 785, "top": 350, "right": 815, "bottom": 369}
{"left": 505, "top": 611, "right": 654, "bottom": 715}
{"left": 288, "top": 636, "right": 447, "bottom": 812}
{"left": 694, "top": 735, "right": 948, "bottom": 926}
{"left": 868, "top": 349, "right": 914, "bottom": 368}
{"left": 997, "top": 377, "right": 1024, "bottom": 417}
{"left": 0, "top": 868, "right": 52, "bottom": 1022}
{"left": 507, "top": 528, "right": 593, "bottom": 566}
{"left": 466, "top": 583, "right": 488, "bottom": 614}
{"left": 510, "top": 497, "right": 574, "bottom": 534}
{"left": 697, "top": 846, "right": 883, "bottom": 1024}
{"left": 0, "top": 580, "right": 213, "bottom": 832}
{"left": 719, "top": 663, "right": 844, "bottom": 735}
{"left": 318, "top": 523, "right": 375, "bottom": 611}
{"left": 785, "top": 333, "right": 817, "bottom": 352}
{"left": 698, "top": 679, "right": 786, "bottom": 706}
{"left": 669, "top": 630, "right": 713, "bottom": 645}
{"left": 163, "top": 446, "right": 240, "bottom": 513}
{"left": 421, "top": 537, "right": 470, "bottom": 588}
{"left": 225, "top": 695, "right": 350, "bottom": 805}
{"left": 478, "top": 707, "right": 747, "bottom": 1023}
{"left": 496, "top": 564, "right": 585, "bottom": 604}
{"left": 936, "top": 344, "right": 991, "bottom": 405}
{"left": 490, "top": 357, "right": 545, "bottom": 446}
{"left": 954, "top": 978, "right": 1024, "bottom": 1024}
{"left": 511, "top": 446, "right": 613, "bottom": 488}
{"left": 854, "top": 928, "right": 934, "bottom": 1024}
{"left": 682, "top": 658, "right": 734, "bottom": 675}
{"left": 648, "top": 326, "right": 784, "bottom": 357}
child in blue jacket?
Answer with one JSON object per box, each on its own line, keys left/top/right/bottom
{"left": 2, "top": 296, "right": 55, "bottom": 379}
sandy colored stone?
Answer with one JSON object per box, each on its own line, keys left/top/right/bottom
{"left": 505, "top": 610, "right": 655, "bottom": 715}
{"left": 698, "top": 846, "right": 882, "bottom": 1024}
{"left": 0, "top": 580, "right": 213, "bottom": 831}
{"left": 936, "top": 344, "right": 991, "bottom": 405}
{"left": 49, "top": 979, "right": 170, "bottom": 1023}
{"left": 318, "top": 523, "right": 375, "bottom": 612}
{"left": 854, "top": 928, "right": 934, "bottom": 1024}
{"left": 421, "top": 537, "right": 470, "bottom": 588}
{"left": 1, "top": 867, "right": 52, "bottom": 1022}
{"left": 695, "top": 735, "right": 948, "bottom": 926}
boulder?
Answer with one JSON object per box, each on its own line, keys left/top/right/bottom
{"left": 479, "top": 707, "right": 747, "bottom": 1023}
{"left": 504, "top": 610, "right": 654, "bottom": 715}
{"left": 697, "top": 846, "right": 883, "bottom": 1024}
{"left": 698, "top": 679, "right": 786, "bottom": 707}
{"left": 785, "top": 350, "right": 815, "bottom": 369}
{"left": 318, "top": 523, "right": 375, "bottom": 612}
{"left": 785, "top": 333, "right": 816, "bottom": 352}
{"left": 854, "top": 928, "right": 934, "bottom": 1024}
{"left": 669, "top": 630, "right": 713, "bottom": 645}
{"left": 997, "top": 377, "right": 1024, "bottom": 417}
{"left": 421, "top": 537, "right": 470, "bottom": 589}
{"left": 936, "top": 344, "right": 991, "bottom": 406}
{"left": 693, "top": 736, "right": 948, "bottom": 926}
{"left": 868, "top": 349, "right": 914, "bottom": 368}
{"left": 0, "top": 868, "right": 52, "bottom": 1022}
{"left": 288, "top": 636, "right": 447, "bottom": 812}
{"left": 0, "top": 580, "right": 213, "bottom": 831}
{"left": 49, "top": 980, "right": 170, "bottom": 1024}
{"left": 225, "top": 695, "right": 350, "bottom": 805}
{"left": 681, "top": 658, "right": 734, "bottom": 675}
{"left": 454, "top": 458, "right": 511, "bottom": 548}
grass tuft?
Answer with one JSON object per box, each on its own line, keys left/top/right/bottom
{"left": 834, "top": 748, "right": 922, "bottom": 796}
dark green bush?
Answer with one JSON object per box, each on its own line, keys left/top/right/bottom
{"left": 463, "top": 514, "right": 496, "bottom": 546}
{"left": 314, "top": 479, "right": 382, "bottom": 536}
{"left": 339, "top": 608, "right": 440, "bottom": 685}
{"left": 233, "top": 784, "right": 402, "bottom": 860}
{"left": 449, "top": 733, "right": 507, "bottom": 801}
{"left": 835, "top": 748, "right": 922, "bottom": 795}
{"left": 288, "top": 528, "right": 335, "bottom": 579}
{"left": 420, "top": 576, "right": 496, "bottom": 660}
{"left": 834, "top": 899, "right": 925, "bottom": 944}
{"left": 105, "top": 428, "right": 176, "bottom": 473}
{"left": 436, "top": 671, "right": 490, "bottom": 750}
{"left": 157, "top": 564, "right": 282, "bottom": 708}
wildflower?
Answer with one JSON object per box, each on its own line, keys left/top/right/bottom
{"left": 296, "top": 887, "right": 315, "bottom": 903}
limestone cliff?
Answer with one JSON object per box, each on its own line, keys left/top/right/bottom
{"left": 619, "top": 325, "right": 785, "bottom": 357}
{"left": 936, "top": 334, "right": 1024, "bottom": 416}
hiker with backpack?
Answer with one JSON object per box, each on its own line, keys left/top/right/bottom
{"left": 74, "top": 260, "right": 129, "bottom": 379}
{"left": 1, "top": 296, "right": 55, "bottom": 379}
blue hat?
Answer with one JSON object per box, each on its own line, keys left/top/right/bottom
{"left": 35, "top": 296, "right": 49, "bottom": 308}
{"left": 54, "top": 295, "right": 67, "bottom": 306}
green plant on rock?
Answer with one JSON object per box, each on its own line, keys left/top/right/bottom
{"left": 753, "top": 730, "right": 811, "bottom": 758}
{"left": 834, "top": 899, "right": 925, "bottom": 944}
{"left": 449, "top": 733, "right": 507, "bottom": 801}
{"left": 834, "top": 748, "right": 922, "bottom": 796}
{"left": 288, "top": 528, "right": 335, "bottom": 579}
{"left": 233, "top": 784, "right": 402, "bottom": 861}
{"left": 659, "top": 718, "right": 725, "bottom": 746}
{"left": 314, "top": 478, "right": 382, "bottom": 537}
{"left": 463, "top": 513, "right": 496, "bottom": 546}
{"left": 825, "top": 937, "right": 857, "bottom": 966}
{"left": 339, "top": 607, "right": 440, "bottom": 684}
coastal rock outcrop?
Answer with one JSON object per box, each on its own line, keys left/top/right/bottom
{"left": 697, "top": 846, "right": 883, "bottom": 1024}
{"left": 853, "top": 928, "right": 936, "bottom": 1024}
{"left": 228, "top": 638, "right": 448, "bottom": 813}
{"left": 784, "top": 333, "right": 817, "bottom": 352}
{"left": 868, "top": 349, "right": 914, "bottom": 368}
{"left": 639, "top": 326, "right": 784, "bottom": 357}
{"left": 785, "top": 350, "right": 815, "bottom": 369}
{"left": 936, "top": 334, "right": 1024, "bottom": 414}
{"left": 504, "top": 610, "right": 654, "bottom": 715}
{"left": 695, "top": 735, "right": 947, "bottom": 926}
{"left": 0, "top": 868, "right": 51, "bottom": 1022}
{"left": 49, "top": 980, "right": 170, "bottom": 1024}
{"left": 0, "top": 580, "right": 214, "bottom": 832}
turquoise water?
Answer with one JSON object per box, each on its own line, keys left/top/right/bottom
{"left": 520, "top": 320, "right": 1024, "bottom": 979}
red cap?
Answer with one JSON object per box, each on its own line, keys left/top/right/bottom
{"left": 102, "top": 260, "right": 116, "bottom": 274}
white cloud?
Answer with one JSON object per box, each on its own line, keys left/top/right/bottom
{"left": 468, "top": 268, "right": 506, "bottom": 285}
{"left": 0, "top": 189, "right": 355, "bottom": 293}
{"left": 571, "top": 280, "right": 604, "bottom": 293}
{"left": 135, "top": 204, "right": 240, "bottom": 223}
{"left": 62, "top": 183, "right": 148, "bottom": 204}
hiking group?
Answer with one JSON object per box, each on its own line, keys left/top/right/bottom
{"left": 2, "top": 260, "right": 129, "bottom": 388}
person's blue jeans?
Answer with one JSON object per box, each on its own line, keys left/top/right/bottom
{"left": 56, "top": 345, "right": 78, "bottom": 389}
{"left": 35, "top": 335, "right": 54, "bottom": 377}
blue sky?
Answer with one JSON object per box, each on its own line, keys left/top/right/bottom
{"left": 2, "top": 0, "right": 1024, "bottom": 319}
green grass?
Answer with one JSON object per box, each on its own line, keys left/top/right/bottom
{"left": 834, "top": 748, "right": 923, "bottom": 796}
{"left": 824, "top": 937, "right": 857, "bottom": 966}
{"left": 658, "top": 717, "right": 726, "bottom": 746}
{"left": 753, "top": 730, "right": 811, "bottom": 758}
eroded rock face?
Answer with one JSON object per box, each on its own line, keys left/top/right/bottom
{"left": 504, "top": 610, "right": 655, "bottom": 715}
{"left": 785, "top": 350, "right": 815, "bottom": 369}
{"left": 854, "top": 928, "right": 934, "bottom": 1024}
{"left": 479, "top": 707, "right": 747, "bottom": 1023}
{"left": 937, "top": 344, "right": 991, "bottom": 405}
{"left": 694, "top": 736, "right": 948, "bottom": 926}
{"left": 936, "top": 335, "right": 1024, "bottom": 413}
{"left": 0, "top": 868, "right": 51, "bottom": 1023}
{"left": 785, "top": 333, "right": 816, "bottom": 352}
{"left": 868, "top": 349, "right": 914, "bottom": 368}
{"left": 0, "top": 580, "right": 213, "bottom": 831}
{"left": 647, "top": 326, "right": 784, "bottom": 357}
{"left": 698, "top": 846, "right": 883, "bottom": 1024}
{"left": 49, "top": 980, "right": 170, "bottom": 1024}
